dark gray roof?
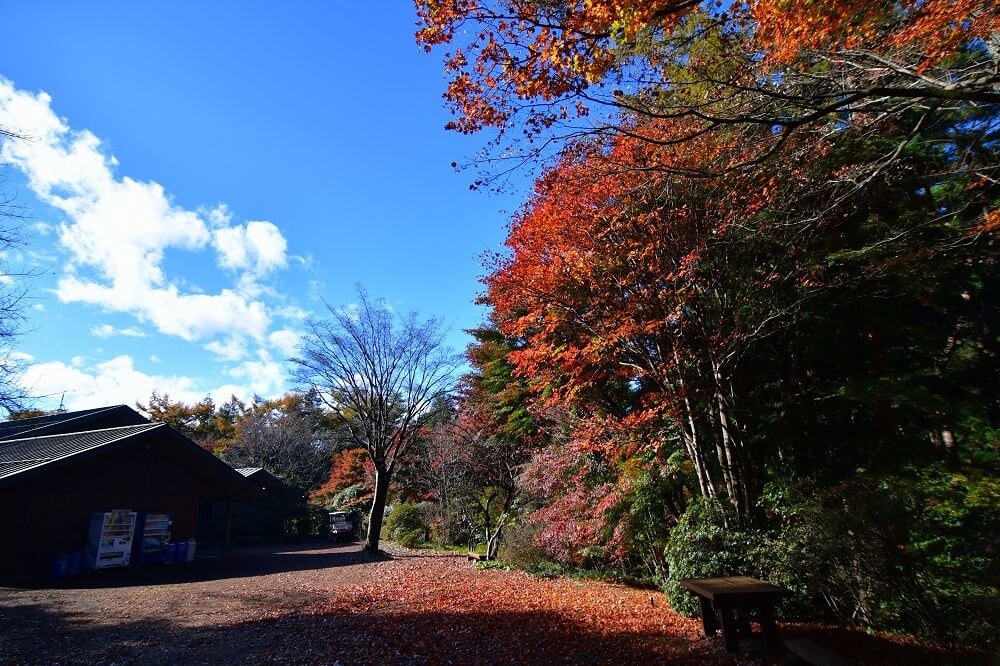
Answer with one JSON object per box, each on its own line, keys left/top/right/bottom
{"left": 0, "top": 405, "right": 149, "bottom": 440}
{"left": 235, "top": 466, "right": 305, "bottom": 502}
{"left": 0, "top": 423, "right": 162, "bottom": 482}
{"left": 0, "top": 422, "right": 265, "bottom": 500}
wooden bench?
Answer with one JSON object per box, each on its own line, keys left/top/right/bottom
{"left": 680, "top": 576, "right": 790, "bottom": 653}
{"left": 784, "top": 638, "right": 856, "bottom": 666}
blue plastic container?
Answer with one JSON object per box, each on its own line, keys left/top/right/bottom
{"left": 174, "top": 540, "right": 187, "bottom": 563}
{"left": 164, "top": 542, "right": 177, "bottom": 563}
{"left": 50, "top": 553, "right": 69, "bottom": 577}
{"left": 67, "top": 551, "right": 82, "bottom": 576}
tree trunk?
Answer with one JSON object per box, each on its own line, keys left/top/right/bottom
{"left": 670, "top": 347, "right": 716, "bottom": 500}
{"left": 711, "top": 358, "right": 746, "bottom": 520}
{"left": 365, "top": 466, "right": 392, "bottom": 552}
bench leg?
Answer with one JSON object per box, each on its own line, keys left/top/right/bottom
{"left": 759, "top": 605, "right": 781, "bottom": 654}
{"left": 698, "top": 596, "right": 718, "bottom": 636}
{"left": 736, "top": 608, "right": 752, "bottom": 637}
{"left": 718, "top": 605, "right": 740, "bottom": 653}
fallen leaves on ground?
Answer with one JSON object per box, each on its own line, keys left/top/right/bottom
{"left": 229, "top": 547, "right": 728, "bottom": 665}
{"left": 0, "top": 543, "right": 992, "bottom": 665}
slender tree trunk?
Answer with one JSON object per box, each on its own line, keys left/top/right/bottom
{"left": 681, "top": 397, "right": 715, "bottom": 500}
{"left": 671, "top": 347, "right": 716, "bottom": 500}
{"left": 711, "top": 358, "right": 746, "bottom": 519}
{"left": 486, "top": 502, "right": 515, "bottom": 559}
{"left": 365, "top": 466, "right": 392, "bottom": 552}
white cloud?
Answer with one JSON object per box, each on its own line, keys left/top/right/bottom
{"left": 17, "top": 352, "right": 287, "bottom": 413}
{"left": 213, "top": 220, "right": 287, "bottom": 275}
{"left": 268, "top": 328, "right": 300, "bottom": 357}
{"left": 204, "top": 335, "right": 249, "bottom": 362}
{"left": 91, "top": 323, "right": 146, "bottom": 338}
{"left": 57, "top": 276, "right": 271, "bottom": 342}
{"left": 226, "top": 359, "right": 286, "bottom": 396}
{"left": 0, "top": 77, "right": 290, "bottom": 353}
{"left": 91, "top": 324, "right": 114, "bottom": 338}
{"left": 19, "top": 354, "right": 200, "bottom": 411}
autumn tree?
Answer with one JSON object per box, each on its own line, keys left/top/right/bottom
{"left": 410, "top": 420, "right": 471, "bottom": 545}
{"left": 485, "top": 122, "right": 766, "bottom": 517}
{"left": 222, "top": 392, "right": 336, "bottom": 495}
{"left": 476, "top": 83, "right": 999, "bottom": 637}
{"left": 311, "top": 447, "right": 376, "bottom": 533}
{"left": 292, "top": 287, "right": 463, "bottom": 552}
{"left": 138, "top": 392, "right": 242, "bottom": 452}
{"left": 416, "top": 0, "right": 1000, "bottom": 182}
{"left": 450, "top": 326, "right": 548, "bottom": 557}
{"left": 416, "top": 404, "right": 530, "bottom": 559}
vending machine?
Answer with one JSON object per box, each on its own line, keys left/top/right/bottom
{"left": 132, "top": 512, "right": 172, "bottom": 564}
{"left": 84, "top": 510, "right": 136, "bottom": 569}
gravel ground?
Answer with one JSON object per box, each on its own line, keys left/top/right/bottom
{"left": 0, "top": 542, "right": 991, "bottom": 666}
{"left": 0, "top": 541, "right": 737, "bottom": 665}
{"left": 0, "top": 542, "right": 384, "bottom": 665}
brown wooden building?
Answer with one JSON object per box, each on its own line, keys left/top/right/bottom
{"left": 0, "top": 406, "right": 264, "bottom": 575}
{"left": 231, "top": 467, "right": 308, "bottom": 544}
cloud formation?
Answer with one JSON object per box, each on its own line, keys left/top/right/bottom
{"left": 91, "top": 324, "right": 146, "bottom": 338}
{"left": 0, "top": 77, "right": 298, "bottom": 408}
{"left": 213, "top": 218, "right": 288, "bottom": 275}
{"left": 0, "top": 78, "right": 288, "bottom": 346}
{"left": 19, "top": 353, "right": 270, "bottom": 412}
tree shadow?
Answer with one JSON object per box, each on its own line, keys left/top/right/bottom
{"left": 1, "top": 542, "right": 391, "bottom": 590}
{"left": 0, "top": 596, "right": 730, "bottom": 665}
{"left": 778, "top": 623, "right": 996, "bottom": 666}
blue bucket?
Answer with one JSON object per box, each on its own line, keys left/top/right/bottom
{"left": 50, "top": 553, "right": 69, "bottom": 577}
{"left": 67, "top": 551, "right": 82, "bottom": 576}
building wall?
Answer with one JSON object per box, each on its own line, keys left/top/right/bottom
{"left": 0, "top": 438, "right": 231, "bottom": 575}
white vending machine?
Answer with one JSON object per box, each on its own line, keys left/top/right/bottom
{"left": 85, "top": 510, "right": 136, "bottom": 569}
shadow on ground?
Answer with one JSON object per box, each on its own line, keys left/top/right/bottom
{"left": 0, "top": 597, "right": 725, "bottom": 666}
{"left": 0, "top": 541, "right": 389, "bottom": 590}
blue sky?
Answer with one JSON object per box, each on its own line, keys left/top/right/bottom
{"left": 0, "top": 2, "right": 519, "bottom": 413}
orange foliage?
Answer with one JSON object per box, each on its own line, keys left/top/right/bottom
{"left": 416, "top": 1, "right": 694, "bottom": 133}
{"left": 753, "top": 0, "right": 1000, "bottom": 68}
{"left": 485, "top": 117, "right": 779, "bottom": 408}
{"left": 310, "top": 447, "right": 372, "bottom": 503}
{"left": 416, "top": 0, "right": 998, "bottom": 133}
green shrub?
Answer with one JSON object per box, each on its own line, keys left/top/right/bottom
{"left": 664, "top": 477, "right": 999, "bottom": 651}
{"left": 665, "top": 485, "right": 925, "bottom": 624}
{"left": 427, "top": 505, "right": 471, "bottom": 547}
{"left": 662, "top": 497, "right": 761, "bottom": 617}
{"left": 475, "top": 559, "right": 511, "bottom": 571}
{"left": 384, "top": 502, "right": 430, "bottom": 547}
{"left": 330, "top": 484, "right": 372, "bottom": 513}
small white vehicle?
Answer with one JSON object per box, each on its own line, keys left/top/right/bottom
{"left": 328, "top": 511, "right": 354, "bottom": 542}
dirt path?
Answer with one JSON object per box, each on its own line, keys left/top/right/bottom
{"left": 0, "top": 542, "right": 991, "bottom": 665}
{"left": 0, "top": 542, "right": 725, "bottom": 665}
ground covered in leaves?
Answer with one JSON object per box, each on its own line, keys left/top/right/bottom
{"left": 0, "top": 542, "right": 991, "bottom": 665}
